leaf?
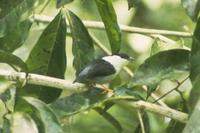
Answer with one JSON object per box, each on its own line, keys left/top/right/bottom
{"left": 127, "top": 0, "right": 141, "bottom": 9}
{"left": 23, "top": 10, "right": 67, "bottom": 103}
{"left": 113, "top": 86, "right": 144, "bottom": 100}
{"left": 189, "top": 18, "right": 200, "bottom": 111}
{"left": 94, "top": 107, "right": 123, "bottom": 133}
{"left": 151, "top": 38, "right": 186, "bottom": 56}
{"left": 165, "top": 101, "right": 188, "bottom": 133}
{"left": 67, "top": 10, "right": 95, "bottom": 75}
{"left": 22, "top": 97, "right": 63, "bottom": 133}
{"left": 4, "top": 112, "right": 38, "bottom": 133}
{"left": 181, "top": 0, "right": 200, "bottom": 21}
{"left": 95, "top": 0, "right": 121, "bottom": 54}
{"left": 50, "top": 88, "right": 106, "bottom": 118}
{"left": 183, "top": 99, "right": 200, "bottom": 133}
{"left": 0, "top": 20, "right": 32, "bottom": 52}
{"left": 56, "top": 0, "right": 74, "bottom": 8}
{"left": 0, "top": 0, "right": 45, "bottom": 37}
{"left": 190, "top": 18, "right": 200, "bottom": 82}
{"left": 0, "top": 50, "right": 27, "bottom": 72}
{"left": 129, "top": 49, "right": 190, "bottom": 95}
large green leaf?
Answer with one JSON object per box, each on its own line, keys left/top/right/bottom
{"left": 56, "top": 0, "right": 74, "bottom": 8}
{"left": 189, "top": 18, "right": 200, "bottom": 111}
{"left": 183, "top": 99, "right": 200, "bottom": 133}
{"left": 95, "top": 0, "right": 121, "bottom": 54}
{"left": 23, "top": 10, "right": 67, "bottom": 103}
{"left": 0, "top": 0, "right": 45, "bottom": 37}
{"left": 50, "top": 87, "right": 141, "bottom": 118}
{"left": 67, "top": 10, "right": 95, "bottom": 75}
{"left": 0, "top": 20, "right": 32, "bottom": 52}
{"left": 94, "top": 107, "right": 123, "bottom": 133}
{"left": 129, "top": 49, "right": 190, "bottom": 96}
{"left": 23, "top": 97, "right": 63, "bottom": 133}
{"left": 181, "top": 0, "right": 200, "bottom": 21}
{"left": 127, "top": 0, "right": 141, "bottom": 9}
{"left": 3, "top": 112, "right": 38, "bottom": 133}
{"left": 50, "top": 88, "right": 106, "bottom": 118}
{"left": 0, "top": 50, "right": 27, "bottom": 72}
{"left": 190, "top": 18, "right": 200, "bottom": 81}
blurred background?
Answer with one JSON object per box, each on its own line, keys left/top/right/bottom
{"left": 11, "top": 0, "right": 194, "bottom": 132}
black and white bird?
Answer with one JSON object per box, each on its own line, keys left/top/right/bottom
{"left": 73, "top": 53, "right": 133, "bottom": 92}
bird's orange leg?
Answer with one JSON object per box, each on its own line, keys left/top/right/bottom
{"left": 99, "top": 84, "right": 113, "bottom": 94}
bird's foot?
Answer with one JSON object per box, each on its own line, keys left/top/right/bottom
{"left": 100, "top": 85, "right": 113, "bottom": 95}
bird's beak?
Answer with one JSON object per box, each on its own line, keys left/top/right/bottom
{"left": 129, "top": 57, "right": 134, "bottom": 61}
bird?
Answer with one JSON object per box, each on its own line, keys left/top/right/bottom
{"left": 73, "top": 53, "right": 134, "bottom": 92}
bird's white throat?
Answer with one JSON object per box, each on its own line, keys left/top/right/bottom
{"left": 102, "top": 55, "right": 129, "bottom": 73}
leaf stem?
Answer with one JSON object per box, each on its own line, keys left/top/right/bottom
{"left": 32, "top": 14, "right": 193, "bottom": 37}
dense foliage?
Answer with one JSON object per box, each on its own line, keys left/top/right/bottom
{"left": 0, "top": 0, "right": 200, "bottom": 132}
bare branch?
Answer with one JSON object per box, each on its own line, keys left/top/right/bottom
{"left": 32, "top": 14, "right": 192, "bottom": 37}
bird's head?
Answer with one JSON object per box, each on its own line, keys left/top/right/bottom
{"left": 102, "top": 53, "right": 134, "bottom": 71}
{"left": 115, "top": 53, "right": 134, "bottom": 62}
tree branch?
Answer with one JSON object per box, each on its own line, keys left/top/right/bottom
{"left": 0, "top": 70, "right": 84, "bottom": 91}
{"left": 0, "top": 70, "right": 188, "bottom": 123}
{"left": 118, "top": 100, "right": 188, "bottom": 123}
{"left": 32, "top": 14, "right": 192, "bottom": 37}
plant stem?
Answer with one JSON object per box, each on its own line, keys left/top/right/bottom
{"left": 137, "top": 110, "right": 146, "bottom": 133}
{"left": 32, "top": 14, "right": 193, "bottom": 37}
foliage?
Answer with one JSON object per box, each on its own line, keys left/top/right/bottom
{"left": 0, "top": 0, "right": 199, "bottom": 132}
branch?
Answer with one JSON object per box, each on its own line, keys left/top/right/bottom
{"left": 0, "top": 70, "right": 188, "bottom": 123}
{"left": 0, "top": 70, "right": 84, "bottom": 91}
{"left": 118, "top": 100, "right": 188, "bottom": 123}
{"left": 32, "top": 14, "right": 193, "bottom": 37}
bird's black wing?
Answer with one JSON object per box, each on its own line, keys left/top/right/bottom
{"left": 74, "top": 59, "right": 116, "bottom": 83}
{"left": 87, "top": 59, "right": 116, "bottom": 78}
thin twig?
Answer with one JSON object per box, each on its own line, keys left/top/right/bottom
{"left": 137, "top": 110, "right": 145, "bottom": 133}
{"left": 153, "top": 76, "right": 189, "bottom": 103}
{"left": 32, "top": 14, "right": 193, "bottom": 37}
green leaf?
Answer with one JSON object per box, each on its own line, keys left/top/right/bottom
{"left": 0, "top": 0, "right": 45, "bottom": 37}
{"left": 151, "top": 38, "right": 187, "bottom": 56}
{"left": 190, "top": 18, "right": 200, "bottom": 82}
{"left": 67, "top": 10, "right": 95, "bottom": 75}
{"left": 129, "top": 49, "right": 190, "bottom": 95}
{"left": 50, "top": 88, "right": 106, "bottom": 118}
{"left": 4, "top": 112, "right": 38, "bottom": 133}
{"left": 0, "top": 20, "right": 32, "bottom": 52}
{"left": 189, "top": 18, "right": 200, "bottom": 111}
{"left": 56, "top": 0, "right": 74, "bottom": 8}
{"left": 23, "top": 10, "right": 67, "bottom": 103}
{"left": 181, "top": 0, "right": 200, "bottom": 21}
{"left": 95, "top": 0, "right": 121, "bottom": 54}
{"left": 0, "top": 50, "right": 27, "bottom": 72}
{"left": 183, "top": 99, "right": 200, "bottom": 133}
{"left": 22, "top": 97, "right": 63, "bottom": 133}
{"left": 94, "top": 107, "right": 123, "bottom": 133}
{"left": 165, "top": 101, "right": 188, "bottom": 133}
{"left": 127, "top": 0, "right": 141, "bottom": 9}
